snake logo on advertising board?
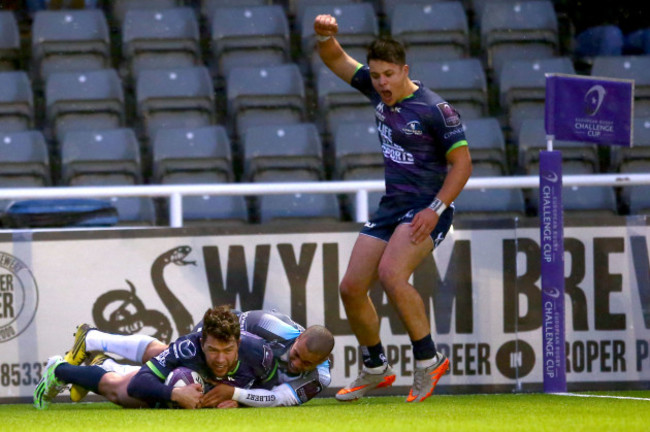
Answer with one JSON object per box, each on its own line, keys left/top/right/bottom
{"left": 0, "top": 252, "right": 39, "bottom": 343}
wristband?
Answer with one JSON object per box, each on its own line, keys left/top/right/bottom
{"left": 428, "top": 198, "right": 447, "bottom": 216}
{"left": 316, "top": 34, "right": 332, "bottom": 42}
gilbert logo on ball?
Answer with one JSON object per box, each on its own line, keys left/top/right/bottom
{"left": 0, "top": 252, "right": 39, "bottom": 343}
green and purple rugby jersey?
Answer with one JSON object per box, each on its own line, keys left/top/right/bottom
{"left": 350, "top": 65, "right": 468, "bottom": 204}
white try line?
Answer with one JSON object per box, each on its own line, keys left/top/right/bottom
{"left": 554, "top": 392, "right": 650, "bottom": 402}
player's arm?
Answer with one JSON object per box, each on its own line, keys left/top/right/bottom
{"left": 127, "top": 362, "right": 202, "bottom": 409}
{"left": 314, "top": 14, "right": 361, "bottom": 84}
{"left": 436, "top": 145, "right": 472, "bottom": 208}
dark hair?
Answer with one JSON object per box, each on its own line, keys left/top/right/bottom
{"left": 367, "top": 37, "right": 406, "bottom": 66}
{"left": 202, "top": 305, "right": 240, "bottom": 343}
{"left": 302, "top": 325, "right": 335, "bottom": 357}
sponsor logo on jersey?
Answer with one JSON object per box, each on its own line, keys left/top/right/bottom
{"left": 364, "top": 221, "right": 376, "bottom": 228}
{"left": 402, "top": 120, "right": 423, "bottom": 136}
{"left": 178, "top": 339, "right": 197, "bottom": 359}
{"left": 436, "top": 102, "right": 461, "bottom": 127}
{"left": 443, "top": 127, "right": 464, "bottom": 140}
{"left": 375, "top": 102, "right": 385, "bottom": 121}
{"left": 382, "top": 142, "right": 414, "bottom": 164}
{"left": 155, "top": 348, "right": 170, "bottom": 367}
{"left": 0, "top": 252, "right": 39, "bottom": 343}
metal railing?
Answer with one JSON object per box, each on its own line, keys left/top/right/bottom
{"left": 1, "top": 173, "right": 650, "bottom": 227}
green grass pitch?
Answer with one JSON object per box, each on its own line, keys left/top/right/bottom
{"left": 4, "top": 392, "right": 650, "bottom": 432}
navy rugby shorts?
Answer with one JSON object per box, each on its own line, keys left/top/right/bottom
{"left": 360, "top": 197, "right": 454, "bottom": 247}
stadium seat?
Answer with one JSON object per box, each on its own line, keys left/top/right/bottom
{"left": 517, "top": 119, "right": 599, "bottom": 173}
{"left": 158, "top": 171, "right": 249, "bottom": 226}
{"left": 0, "top": 130, "right": 50, "bottom": 186}
{"left": 259, "top": 191, "right": 342, "bottom": 224}
{"left": 210, "top": 5, "right": 290, "bottom": 79}
{"left": 226, "top": 64, "right": 306, "bottom": 139}
{"left": 333, "top": 121, "right": 383, "bottom": 180}
{"left": 110, "top": 0, "right": 181, "bottom": 25}
{"left": 410, "top": 59, "right": 487, "bottom": 119}
{"left": 391, "top": 2, "right": 469, "bottom": 62}
{"left": 136, "top": 66, "right": 216, "bottom": 138}
{"left": 526, "top": 161, "right": 618, "bottom": 217}
{"left": 609, "top": 118, "right": 650, "bottom": 171}
{"left": 618, "top": 159, "right": 650, "bottom": 215}
{"left": 462, "top": 118, "right": 507, "bottom": 173}
{"left": 590, "top": 56, "right": 650, "bottom": 117}
{"left": 202, "top": 0, "right": 271, "bottom": 24}
{"left": 301, "top": 3, "right": 378, "bottom": 75}
{"left": 342, "top": 164, "right": 383, "bottom": 222}
{"left": 151, "top": 125, "right": 233, "bottom": 183}
{"left": 292, "top": 0, "right": 362, "bottom": 27}
{"left": 122, "top": 7, "right": 201, "bottom": 79}
{"left": 60, "top": 128, "right": 141, "bottom": 185}
{"left": 0, "top": 71, "right": 34, "bottom": 132}
{"left": 242, "top": 123, "right": 324, "bottom": 182}
{"left": 453, "top": 187, "right": 526, "bottom": 221}
{"left": 0, "top": 11, "right": 21, "bottom": 71}
{"left": 316, "top": 67, "right": 375, "bottom": 137}
{"left": 624, "top": 28, "right": 650, "bottom": 55}
{"left": 481, "top": 0, "right": 558, "bottom": 74}
{"left": 45, "top": 69, "right": 125, "bottom": 141}
{"left": 31, "top": 9, "right": 110, "bottom": 82}
{"left": 499, "top": 57, "right": 575, "bottom": 138}
{"left": 103, "top": 196, "right": 157, "bottom": 226}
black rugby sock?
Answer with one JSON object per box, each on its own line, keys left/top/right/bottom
{"left": 55, "top": 363, "right": 107, "bottom": 394}
{"left": 411, "top": 334, "right": 437, "bottom": 361}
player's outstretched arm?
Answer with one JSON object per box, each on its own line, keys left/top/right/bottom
{"left": 314, "top": 14, "right": 361, "bottom": 84}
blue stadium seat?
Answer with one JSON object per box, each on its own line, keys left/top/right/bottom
{"left": 610, "top": 118, "right": 650, "bottom": 171}
{"left": 334, "top": 121, "right": 383, "bottom": 180}
{"left": 391, "top": 1, "right": 469, "bottom": 62}
{"left": 463, "top": 118, "right": 507, "bottom": 173}
{"left": 31, "top": 9, "right": 110, "bottom": 82}
{"left": 0, "top": 71, "right": 34, "bottom": 132}
{"left": 575, "top": 25, "right": 624, "bottom": 59}
{"left": 110, "top": 0, "right": 181, "bottom": 25}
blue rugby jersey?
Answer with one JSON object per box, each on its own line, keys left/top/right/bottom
{"left": 350, "top": 65, "right": 468, "bottom": 203}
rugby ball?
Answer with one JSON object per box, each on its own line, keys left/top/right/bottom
{"left": 164, "top": 367, "right": 205, "bottom": 391}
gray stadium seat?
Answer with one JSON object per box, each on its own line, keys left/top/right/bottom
{"left": 60, "top": 128, "right": 141, "bottom": 185}
{"left": 610, "top": 118, "right": 650, "bottom": 171}
{"left": 259, "top": 192, "right": 342, "bottom": 224}
{"left": 292, "top": 0, "right": 362, "bottom": 27}
{"left": 0, "top": 11, "right": 21, "bottom": 70}
{"left": 122, "top": 7, "right": 201, "bottom": 79}
{"left": 45, "top": 69, "right": 125, "bottom": 141}
{"left": 334, "top": 121, "right": 383, "bottom": 179}
{"left": 158, "top": 171, "right": 249, "bottom": 225}
{"left": 481, "top": 0, "right": 558, "bottom": 74}
{"left": 202, "top": 0, "right": 271, "bottom": 24}
{"left": 453, "top": 187, "right": 526, "bottom": 220}
{"left": 210, "top": 5, "right": 290, "bottom": 79}
{"left": 499, "top": 57, "right": 575, "bottom": 138}
{"left": 136, "top": 66, "right": 216, "bottom": 138}
{"left": 242, "top": 123, "right": 324, "bottom": 181}
{"left": 527, "top": 161, "right": 618, "bottom": 217}
{"left": 0, "top": 131, "right": 50, "bottom": 186}
{"left": 391, "top": 2, "right": 469, "bottom": 62}
{"left": 410, "top": 59, "right": 487, "bottom": 119}
{"left": 301, "top": 3, "right": 378, "bottom": 75}
{"left": 591, "top": 56, "right": 650, "bottom": 117}
{"left": 517, "top": 119, "right": 600, "bottom": 173}
{"left": 152, "top": 125, "right": 233, "bottom": 183}
{"left": 342, "top": 164, "right": 383, "bottom": 221}
{"left": 317, "top": 67, "right": 375, "bottom": 137}
{"left": 31, "top": 9, "right": 110, "bottom": 82}
{"left": 618, "top": 160, "right": 650, "bottom": 215}
{"left": 226, "top": 64, "right": 306, "bottom": 138}
{"left": 462, "top": 118, "right": 507, "bottom": 172}
{"left": 0, "top": 71, "right": 34, "bottom": 132}
{"left": 110, "top": 0, "right": 181, "bottom": 25}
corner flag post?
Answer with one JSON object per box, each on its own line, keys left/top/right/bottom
{"left": 542, "top": 73, "right": 634, "bottom": 393}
